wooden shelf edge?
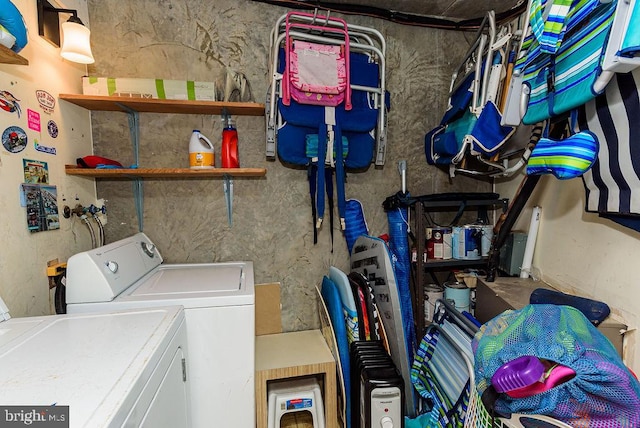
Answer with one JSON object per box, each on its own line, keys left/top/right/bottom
{"left": 59, "top": 94, "right": 265, "bottom": 116}
{"left": 0, "top": 44, "right": 28, "bottom": 65}
{"left": 65, "top": 165, "right": 266, "bottom": 178}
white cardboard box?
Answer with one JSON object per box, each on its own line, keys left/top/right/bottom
{"left": 82, "top": 77, "right": 217, "bottom": 101}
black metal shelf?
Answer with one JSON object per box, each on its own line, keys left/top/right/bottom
{"left": 409, "top": 193, "right": 508, "bottom": 335}
{"left": 418, "top": 198, "right": 508, "bottom": 210}
{"left": 421, "top": 257, "right": 488, "bottom": 269}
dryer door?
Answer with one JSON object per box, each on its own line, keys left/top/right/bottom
{"left": 122, "top": 319, "right": 190, "bottom": 428}
{"left": 140, "top": 346, "right": 189, "bottom": 428}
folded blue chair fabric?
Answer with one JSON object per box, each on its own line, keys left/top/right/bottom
{"left": 468, "top": 101, "right": 516, "bottom": 156}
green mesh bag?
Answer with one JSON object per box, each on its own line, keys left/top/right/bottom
{"left": 472, "top": 304, "right": 640, "bottom": 427}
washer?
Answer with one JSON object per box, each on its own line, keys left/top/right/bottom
{"left": 65, "top": 232, "right": 255, "bottom": 428}
{"left": 0, "top": 299, "right": 189, "bottom": 427}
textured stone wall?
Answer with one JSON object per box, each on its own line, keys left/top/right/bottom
{"left": 86, "top": 0, "right": 489, "bottom": 331}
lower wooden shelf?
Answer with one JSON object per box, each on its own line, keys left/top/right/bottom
{"left": 65, "top": 165, "right": 266, "bottom": 178}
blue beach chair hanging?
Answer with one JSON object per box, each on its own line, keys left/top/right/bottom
{"left": 425, "top": 11, "right": 518, "bottom": 176}
{"left": 277, "top": 51, "right": 381, "bottom": 245}
{"left": 514, "top": 0, "right": 617, "bottom": 125}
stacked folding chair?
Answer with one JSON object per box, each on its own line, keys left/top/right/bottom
{"left": 425, "top": 11, "right": 535, "bottom": 178}
{"left": 266, "top": 11, "right": 388, "bottom": 244}
{"left": 501, "top": 0, "right": 640, "bottom": 184}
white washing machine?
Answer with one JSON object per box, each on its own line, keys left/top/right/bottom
{"left": 0, "top": 299, "right": 189, "bottom": 428}
{"left": 65, "top": 232, "right": 255, "bottom": 428}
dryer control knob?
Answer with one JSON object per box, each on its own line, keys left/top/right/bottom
{"left": 380, "top": 416, "right": 394, "bottom": 428}
{"left": 105, "top": 261, "right": 119, "bottom": 273}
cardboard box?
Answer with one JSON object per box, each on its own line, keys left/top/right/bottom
{"left": 255, "top": 282, "right": 282, "bottom": 336}
{"left": 82, "top": 76, "right": 217, "bottom": 101}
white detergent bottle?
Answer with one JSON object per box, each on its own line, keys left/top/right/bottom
{"left": 189, "top": 130, "right": 215, "bottom": 169}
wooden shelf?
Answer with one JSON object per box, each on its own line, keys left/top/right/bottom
{"left": 60, "top": 93, "right": 266, "bottom": 230}
{"left": 0, "top": 44, "right": 28, "bottom": 65}
{"left": 65, "top": 165, "right": 266, "bottom": 178}
{"left": 59, "top": 94, "right": 265, "bottom": 116}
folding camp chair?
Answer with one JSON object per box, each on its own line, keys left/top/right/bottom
{"left": 425, "top": 12, "right": 534, "bottom": 179}
{"left": 265, "top": 11, "right": 388, "bottom": 244}
{"left": 602, "top": 0, "right": 640, "bottom": 75}
{"left": 502, "top": 0, "right": 628, "bottom": 130}
{"left": 266, "top": 11, "right": 388, "bottom": 166}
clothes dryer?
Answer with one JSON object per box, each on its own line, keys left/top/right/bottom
{"left": 65, "top": 233, "right": 255, "bottom": 428}
{"left": 0, "top": 300, "right": 189, "bottom": 427}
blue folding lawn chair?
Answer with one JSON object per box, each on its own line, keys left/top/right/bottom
{"left": 266, "top": 13, "right": 388, "bottom": 246}
{"left": 425, "top": 12, "right": 524, "bottom": 178}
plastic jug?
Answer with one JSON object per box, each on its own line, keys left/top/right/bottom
{"left": 221, "top": 116, "right": 239, "bottom": 168}
{"left": 189, "top": 130, "right": 214, "bottom": 169}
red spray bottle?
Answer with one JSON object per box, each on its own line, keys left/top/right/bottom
{"left": 221, "top": 115, "right": 239, "bottom": 168}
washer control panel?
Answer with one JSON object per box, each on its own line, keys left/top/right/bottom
{"left": 66, "top": 233, "right": 163, "bottom": 304}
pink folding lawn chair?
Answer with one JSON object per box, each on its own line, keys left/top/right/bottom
{"left": 282, "top": 11, "right": 352, "bottom": 110}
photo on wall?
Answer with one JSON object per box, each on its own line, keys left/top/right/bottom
{"left": 21, "top": 184, "right": 59, "bottom": 232}
{"left": 23, "top": 159, "right": 49, "bottom": 184}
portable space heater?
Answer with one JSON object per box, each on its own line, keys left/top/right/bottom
{"left": 351, "top": 341, "right": 404, "bottom": 428}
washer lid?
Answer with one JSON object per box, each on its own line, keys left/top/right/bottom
{"left": 121, "top": 262, "right": 254, "bottom": 307}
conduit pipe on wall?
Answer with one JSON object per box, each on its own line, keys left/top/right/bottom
{"left": 520, "top": 205, "right": 541, "bottom": 278}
